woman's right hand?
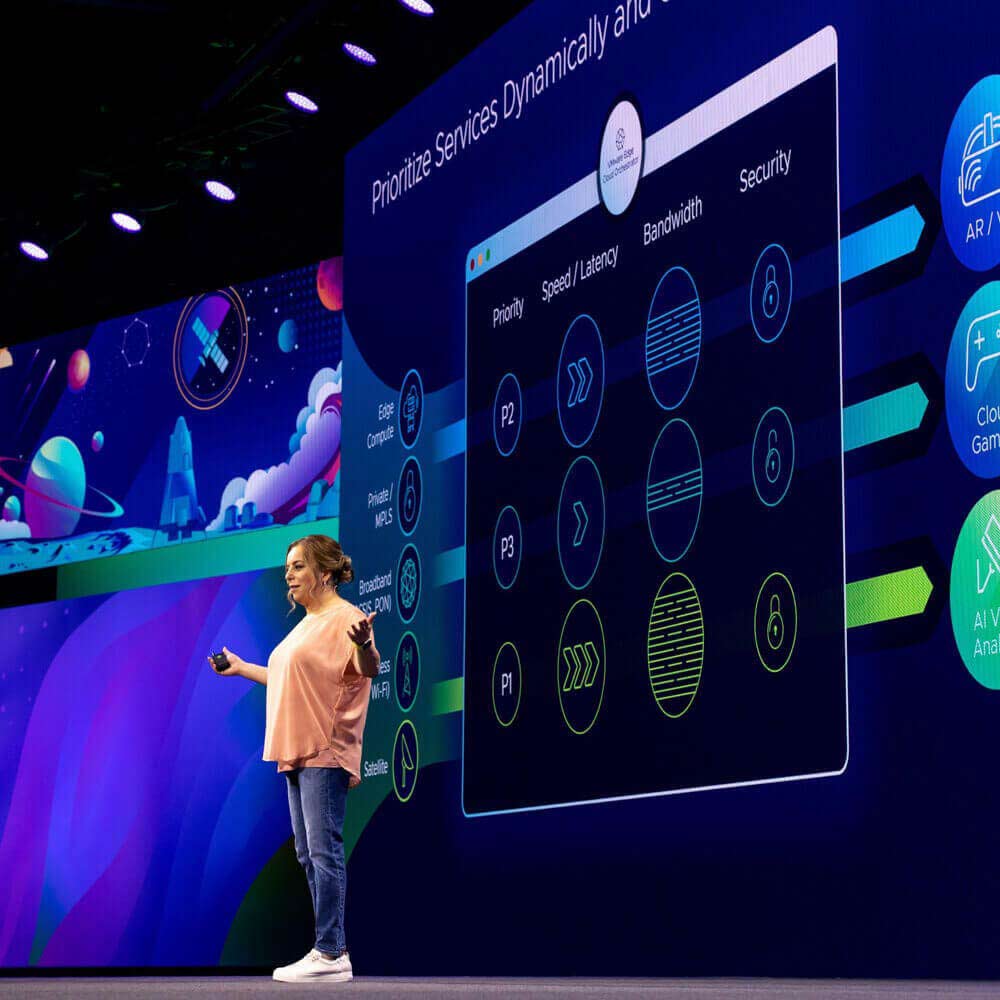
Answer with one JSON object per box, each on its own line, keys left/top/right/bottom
{"left": 209, "top": 646, "right": 246, "bottom": 678}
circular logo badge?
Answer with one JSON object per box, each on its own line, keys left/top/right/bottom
{"left": 397, "top": 456, "right": 422, "bottom": 536}
{"left": 398, "top": 369, "right": 424, "bottom": 449}
{"left": 492, "top": 641, "right": 522, "bottom": 727}
{"left": 754, "top": 572, "right": 798, "bottom": 673}
{"left": 750, "top": 244, "right": 793, "bottom": 343}
{"left": 396, "top": 543, "right": 421, "bottom": 623}
{"left": 492, "top": 505, "right": 522, "bottom": 591}
{"left": 598, "top": 97, "right": 644, "bottom": 216}
{"left": 172, "top": 289, "right": 249, "bottom": 410}
{"left": 646, "top": 419, "right": 703, "bottom": 563}
{"left": 392, "top": 719, "right": 419, "bottom": 803}
{"left": 493, "top": 372, "right": 523, "bottom": 457}
{"left": 946, "top": 282, "right": 1000, "bottom": 477}
{"left": 951, "top": 490, "right": 1000, "bottom": 689}
{"left": 395, "top": 631, "right": 420, "bottom": 712}
{"left": 648, "top": 572, "right": 704, "bottom": 718}
{"left": 557, "top": 315, "right": 605, "bottom": 448}
{"left": 556, "top": 599, "right": 607, "bottom": 735}
{"left": 752, "top": 407, "right": 795, "bottom": 507}
{"left": 645, "top": 266, "right": 702, "bottom": 411}
{"left": 557, "top": 456, "right": 606, "bottom": 591}
{"left": 941, "top": 76, "right": 1000, "bottom": 272}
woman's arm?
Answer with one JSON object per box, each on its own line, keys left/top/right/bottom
{"left": 215, "top": 646, "right": 268, "bottom": 686}
{"left": 347, "top": 612, "right": 380, "bottom": 679}
{"left": 353, "top": 639, "right": 381, "bottom": 679}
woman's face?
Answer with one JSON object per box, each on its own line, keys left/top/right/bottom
{"left": 285, "top": 545, "right": 328, "bottom": 605}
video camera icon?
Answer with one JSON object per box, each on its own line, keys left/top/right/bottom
{"left": 959, "top": 111, "right": 1000, "bottom": 209}
{"left": 965, "top": 308, "right": 1000, "bottom": 392}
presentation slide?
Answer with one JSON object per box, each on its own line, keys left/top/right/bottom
{"left": 464, "top": 30, "right": 845, "bottom": 814}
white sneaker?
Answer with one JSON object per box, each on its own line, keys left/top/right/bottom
{"left": 272, "top": 948, "right": 353, "bottom": 983}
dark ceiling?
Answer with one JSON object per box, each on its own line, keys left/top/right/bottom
{"left": 1, "top": 0, "right": 533, "bottom": 345}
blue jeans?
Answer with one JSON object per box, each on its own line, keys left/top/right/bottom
{"left": 285, "top": 767, "right": 350, "bottom": 957}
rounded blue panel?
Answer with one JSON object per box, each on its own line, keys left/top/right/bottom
{"left": 750, "top": 244, "right": 793, "bottom": 344}
{"left": 397, "top": 455, "right": 422, "bottom": 536}
{"left": 557, "top": 456, "right": 606, "bottom": 590}
{"left": 645, "top": 267, "right": 701, "bottom": 410}
{"left": 557, "top": 315, "right": 605, "bottom": 448}
{"left": 646, "top": 419, "right": 702, "bottom": 563}
{"left": 398, "top": 369, "right": 424, "bottom": 449}
{"left": 396, "top": 543, "right": 422, "bottom": 623}
{"left": 941, "top": 76, "right": 1000, "bottom": 272}
{"left": 493, "top": 372, "right": 523, "bottom": 457}
{"left": 946, "top": 281, "right": 1000, "bottom": 477}
{"left": 492, "top": 505, "right": 523, "bottom": 590}
{"left": 752, "top": 407, "right": 795, "bottom": 507}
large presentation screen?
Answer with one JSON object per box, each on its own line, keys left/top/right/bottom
{"left": 341, "top": 0, "right": 1000, "bottom": 977}
{"left": 463, "top": 30, "right": 845, "bottom": 814}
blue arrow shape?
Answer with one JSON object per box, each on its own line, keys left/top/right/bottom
{"left": 572, "top": 500, "right": 588, "bottom": 546}
{"left": 840, "top": 205, "right": 925, "bottom": 283}
{"left": 577, "top": 357, "right": 593, "bottom": 405}
{"left": 566, "top": 361, "right": 582, "bottom": 407}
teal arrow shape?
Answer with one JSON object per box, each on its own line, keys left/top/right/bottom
{"left": 843, "top": 382, "right": 929, "bottom": 452}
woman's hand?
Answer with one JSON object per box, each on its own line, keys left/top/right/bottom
{"left": 347, "top": 612, "right": 377, "bottom": 647}
{"left": 208, "top": 646, "right": 246, "bottom": 678}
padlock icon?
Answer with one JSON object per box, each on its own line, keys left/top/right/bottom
{"left": 763, "top": 263, "right": 780, "bottom": 319}
{"left": 767, "top": 594, "right": 784, "bottom": 650}
{"left": 404, "top": 468, "right": 417, "bottom": 522}
{"left": 765, "top": 429, "right": 781, "bottom": 484}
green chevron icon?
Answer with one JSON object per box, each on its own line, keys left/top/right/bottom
{"left": 557, "top": 599, "right": 607, "bottom": 735}
{"left": 648, "top": 572, "right": 704, "bottom": 718}
{"left": 561, "top": 641, "right": 601, "bottom": 691}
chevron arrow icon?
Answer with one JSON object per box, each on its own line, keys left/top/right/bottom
{"left": 572, "top": 501, "right": 588, "bottom": 546}
{"left": 577, "top": 357, "right": 593, "bottom": 405}
{"left": 567, "top": 361, "right": 582, "bottom": 407}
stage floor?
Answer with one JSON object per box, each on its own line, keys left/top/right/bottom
{"left": 2, "top": 979, "right": 1000, "bottom": 998}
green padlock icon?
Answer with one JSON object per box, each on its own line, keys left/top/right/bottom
{"left": 763, "top": 263, "right": 780, "bottom": 319}
{"left": 767, "top": 593, "right": 784, "bottom": 650}
{"left": 765, "top": 428, "right": 781, "bottom": 484}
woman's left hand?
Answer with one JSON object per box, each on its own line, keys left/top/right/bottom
{"left": 348, "top": 611, "right": 377, "bottom": 647}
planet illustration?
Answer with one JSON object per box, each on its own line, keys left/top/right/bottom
{"left": 25, "top": 437, "right": 86, "bottom": 537}
{"left": 91, "top": 430, "right": 104, "bottom": 453}
{"left": 278, "top": 318, "right": 299, "bottom": 353}
{"left": 2, "top": 495, "right": 19, "bottom": 521}
{"left": 316, "top": 257, "right": 343, "bottom": 312}
{"left": 67, "top": 349, "right": 91, "bottom": 392}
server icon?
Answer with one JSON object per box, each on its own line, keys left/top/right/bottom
{"left": 959, "top": 111, "right": 1000, "bottom": 208}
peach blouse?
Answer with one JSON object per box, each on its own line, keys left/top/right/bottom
{"left": 263, "top": 602, "right": 372, "bottom": 786}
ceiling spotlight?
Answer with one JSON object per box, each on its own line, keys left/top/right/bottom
{"left": 111, "top": 211, "right": 142, "bottom": 233}
{"left": 205, "top": 180, "right": 237, "bottom": 202}
{"left": 285, "top": 90, "right": 319, "bottom": 113}
{"left": 398, "top": 0, "right": 434, "bottom": 13}
{"left": 343, "top": 42, "right": 377, "bottom": 66}
{"left": 19, "top": 241, "right": 49, "bottom": 261}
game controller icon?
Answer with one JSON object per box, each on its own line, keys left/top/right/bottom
{"left": 965, "top": 308, "right": 1000, "bottom": 392}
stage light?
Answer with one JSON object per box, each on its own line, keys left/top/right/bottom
{"left": 111, "top": 211, "right": 142, "bottom": 233}
{"left": 343, "top": 42, "right": 377, "bottom": 66}
{"left": 205, "top": 180, "right": 237, "bottom": 202}
{"left": 285, "top": 90, "right": 319, "bottom": 113}
{"left": 398, "top": 0, "right": 434, "bottom": 14}
{"left": 19, "top": 241, "right": 49, "bottom": 261}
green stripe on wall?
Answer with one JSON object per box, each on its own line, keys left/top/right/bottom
{"left": 56, "top": 517, "right": 339, "bottom": 600}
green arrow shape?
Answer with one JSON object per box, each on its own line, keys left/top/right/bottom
{"left": 846, "top": 566, "right": 933, "bottom": 628}
{"left": 843, "top": 382, "right": 929, "bottom": 453}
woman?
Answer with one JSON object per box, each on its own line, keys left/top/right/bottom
{"left": 212, "top": 534, "right": 379, "bottom": 984}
